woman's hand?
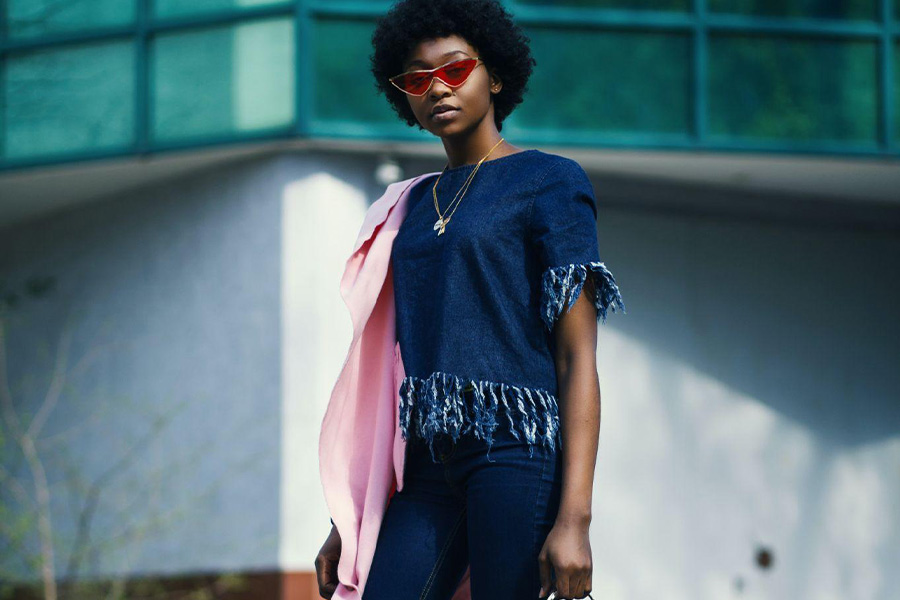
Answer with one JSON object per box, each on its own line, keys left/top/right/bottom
{"left": 315, "top": 525, "right": 342, "bottom": 599}
{"left": 537, "top": 517, "right": 593, "bottom": 599}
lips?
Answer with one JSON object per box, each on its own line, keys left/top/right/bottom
{"left": 431, "top": 105, "right": 460, "bottom": 123}
{"left": 431, "top": 104, "right": 459, "bottom": 116}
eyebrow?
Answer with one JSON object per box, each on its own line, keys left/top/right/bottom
{"left": 404, "top": 50, "right": 470, "bottom": 70}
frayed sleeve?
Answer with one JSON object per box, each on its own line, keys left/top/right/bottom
{"left": 529, "top": 159, "right": 626, "bottom": 332}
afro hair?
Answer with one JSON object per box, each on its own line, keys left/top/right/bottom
{"left": 370, "top": 0, "right": 536, "bottom": 132}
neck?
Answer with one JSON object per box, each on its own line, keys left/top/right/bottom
{"left": 441, "top": 124, "right": 513, "bottom": 168}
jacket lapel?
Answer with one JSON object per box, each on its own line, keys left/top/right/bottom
{"left": 320, "top": 172, "right": 442, "bottom": 600}
{"left": 339, "top": 174, "right": 433, "bottom": 344}
{"left": 326, "top": 170, "right": 473, "bottom": 600}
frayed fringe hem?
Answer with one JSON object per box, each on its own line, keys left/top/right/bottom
{"left": 540, "top": 260, "right": 626, "bottom": 331}
{"left": 399, "top": 372, "right": 561, "bottom": 464}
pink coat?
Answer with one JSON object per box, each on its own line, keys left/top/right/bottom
{"left": 318, "top": 172, "right": 472, "bottom": 600}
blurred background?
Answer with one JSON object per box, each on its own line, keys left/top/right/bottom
{"left": 1, "top": 0, "right": 899, "bottom": 599}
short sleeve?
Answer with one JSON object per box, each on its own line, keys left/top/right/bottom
{"left": 528, "top": 159, "right": 626, "bottom": 331}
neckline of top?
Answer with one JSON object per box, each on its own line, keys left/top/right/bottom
{"left": 437, "top": 148, "right": 541, "bottom": 175}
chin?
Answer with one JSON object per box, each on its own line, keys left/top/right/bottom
{"left": 425, "top": 123, "right": 459, "bottom": 137}
{"left": 434, "top": 118, "right": 476, "bottom": 138}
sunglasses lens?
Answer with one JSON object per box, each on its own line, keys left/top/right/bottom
{"left": 392, "top": 58, "right": 478, "bottom": 94}
{"left": 436, "top": 58, "right": 477, "bottom": 86}
{"left": 394, "top": 72, "right": 432, "bottom": 95}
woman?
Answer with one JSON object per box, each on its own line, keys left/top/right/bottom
{"left": 317, "top": 1, "right": 625, "bottom": 599}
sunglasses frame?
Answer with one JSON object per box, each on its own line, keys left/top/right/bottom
{"left": 389, "top": 57, "right": 485, "bottom": 97}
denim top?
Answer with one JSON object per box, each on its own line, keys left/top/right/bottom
{"left": 391, "top": 149, "right": 625, "bottom": 463}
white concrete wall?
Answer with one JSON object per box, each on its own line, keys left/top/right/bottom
{"left": 0, "top": 151, "right": 382, "bottom": 584}
{"left": 593, "top": 207, "right": 900, "bottom": 600}
{"left": 280, "top": 157, "right": 900, "bottom": 600}
{"left": 2, "top": 151, "right": 898, "bottom": 600}
{"left": 0, "top": 155, "right": 288, "bottom": 577}
{"left": 278, "top": 159, "right": 370, "bottom": 570}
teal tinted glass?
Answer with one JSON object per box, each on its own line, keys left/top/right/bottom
{"left": 6, "top": 0, "right": 135, "bottom": 40}
{"left": 313, "top": 19, "right": 400, "bottom": 125}
{"left": 708, "top": 35, "right": 878, "bottom": 144}
{"left": 895, "top": 42, "right": 900, "bottom": 144}
{"left": 3, "top": 41, "right": 135, "bottom": 159}
{"left": 515, "top": 0, "right": 688, "bottom": 9}
{"left": 515, "top": 27, "right": 690, "bottom": 135}
{"left": 708, "top": 0, "right": 876, "bottom": 20}
{"left": 154, "top": 0, "right": 291, "bottom": 19}
{"left": 152, "top": 17, "right": 295, "bottom": 142}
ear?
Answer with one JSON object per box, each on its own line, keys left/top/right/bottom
{"left": 488, "top": 69, "right": 502, "bottom": 94}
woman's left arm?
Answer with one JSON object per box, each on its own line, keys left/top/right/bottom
{"left": 538, "top": 277, "right": 599, "bottom": 600}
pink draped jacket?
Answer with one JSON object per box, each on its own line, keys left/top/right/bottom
{"left": 318, "top": 172, "right": 472, "bottom": 600}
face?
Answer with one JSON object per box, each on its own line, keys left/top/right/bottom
{"left": 397, "top": 35, "right": 502, "bottom": 138}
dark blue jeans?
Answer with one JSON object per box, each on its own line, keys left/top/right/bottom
{"left": 362, "top": 394, "right": 563, "bottom": 600}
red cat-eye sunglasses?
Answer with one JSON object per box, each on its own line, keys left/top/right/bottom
{"left": 389, "top": 57, "right": 485, "bottom": 96}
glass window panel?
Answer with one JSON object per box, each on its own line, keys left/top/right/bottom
{"left": 895, "top": 42, "right": 900, "bottom": 144}
{"left": 515, "top": 27, "right": 691, "bottom": 134}
{"left": 152, "top": 17, "right": 295, "bottom": 142}
{"left": 3, "top": 40, "right": 135, "bottom": 160}
{"left": 708, "top": 35, "right": 878, "bottom": 145}
{"left": 708, "top": 0, "right": 876, "bottom": 21}
{"left": 153, "top": 0, "right": 291, "bottom": 20}
{"left": 515, "top": 0, "right": 689, "bottom": 10}
{"left": 312, "top": 18, "right": 400, "bottom": 125}
{"left": 6, "top": 0, "right": 135, "bottom": 41}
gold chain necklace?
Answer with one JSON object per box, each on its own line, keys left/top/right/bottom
{"left": 431, "top": 138, "right": 505, "bottom": 236}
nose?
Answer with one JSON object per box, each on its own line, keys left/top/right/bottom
{"left": 427, "top": 76, "right": 453, "bottom": 97}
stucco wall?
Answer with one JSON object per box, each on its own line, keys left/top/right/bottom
{"left": 2, "top": 151, "right": 899, "bottom": 599}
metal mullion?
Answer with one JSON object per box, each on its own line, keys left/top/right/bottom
{"left": 882, "top": 0, "right": 896, "bottom": 153}
{"left": 1, "top": 0, "right": 5, "bottom": 159}
{"left": 136, "top": 0, "right": 149, "bottom": 155}
{"left": 149, "top": 4, "right": 294, "bottom": 35}
{"left": 0, "top": 0, "right": 6, "bottom": 48}
{"left": 706, "top": 13, "right": 883, "bottom": 37}
{"left": 693, "top": 0, "right": 707, "bottom": 145}
{"left": 307, "top": 1, "right": 397, "bottom": 19}
{"left": 295, "top": 0, "right": 310, "bottom": 137}
{"left": 0, "top": 58, "right": 3, "bottom": 160}
{"left": 0, "top": 4, "right": 295, "bottom": 54}
{"left": 512, "top": 6, "right": 694, "bottom": 32}
{"left": 2, "top": 26, "right": 136, "bottom": 53}
{"left": 0, "top": 127, "right": 296, "bottom": 173}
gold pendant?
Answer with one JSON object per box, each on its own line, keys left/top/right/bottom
{"left": 433, "top": 217, "right": 444, "bottom": 231}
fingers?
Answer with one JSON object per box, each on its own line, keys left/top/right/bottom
{"left": 556, "top": 571, "right": 571, "bottom": 599}
{"left": 315, "top": 554, "right": 338, "bottom": 599}
{"left": 538, "top": 549, "right": 552, "bottom": 597}
{"left": 546, "top": 562, "right": 592, "bottom": 599}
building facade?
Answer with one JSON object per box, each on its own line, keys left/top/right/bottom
{"left": 1, "top": 1, "right": 899, "bottom": 599}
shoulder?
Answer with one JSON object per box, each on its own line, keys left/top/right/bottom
{"left": 404, "top": 172, "right": 441, "bottom": 210}
{"left": 402, "top": 172, "right": 440, "bottom": 194}
{"left": 352, "top": 173, "right": 437, "bottom": 253}
{"left": 371, "top": 172, "right": 438, "bottom": 212}
{"left": 528, "top": 151, "right": 592, "bottom": 188}
{"left": 407, "top": 171, "right": 440, "bottom": 193}
{"left": 527, "top": 152, "right": 597, "bottom": 222}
